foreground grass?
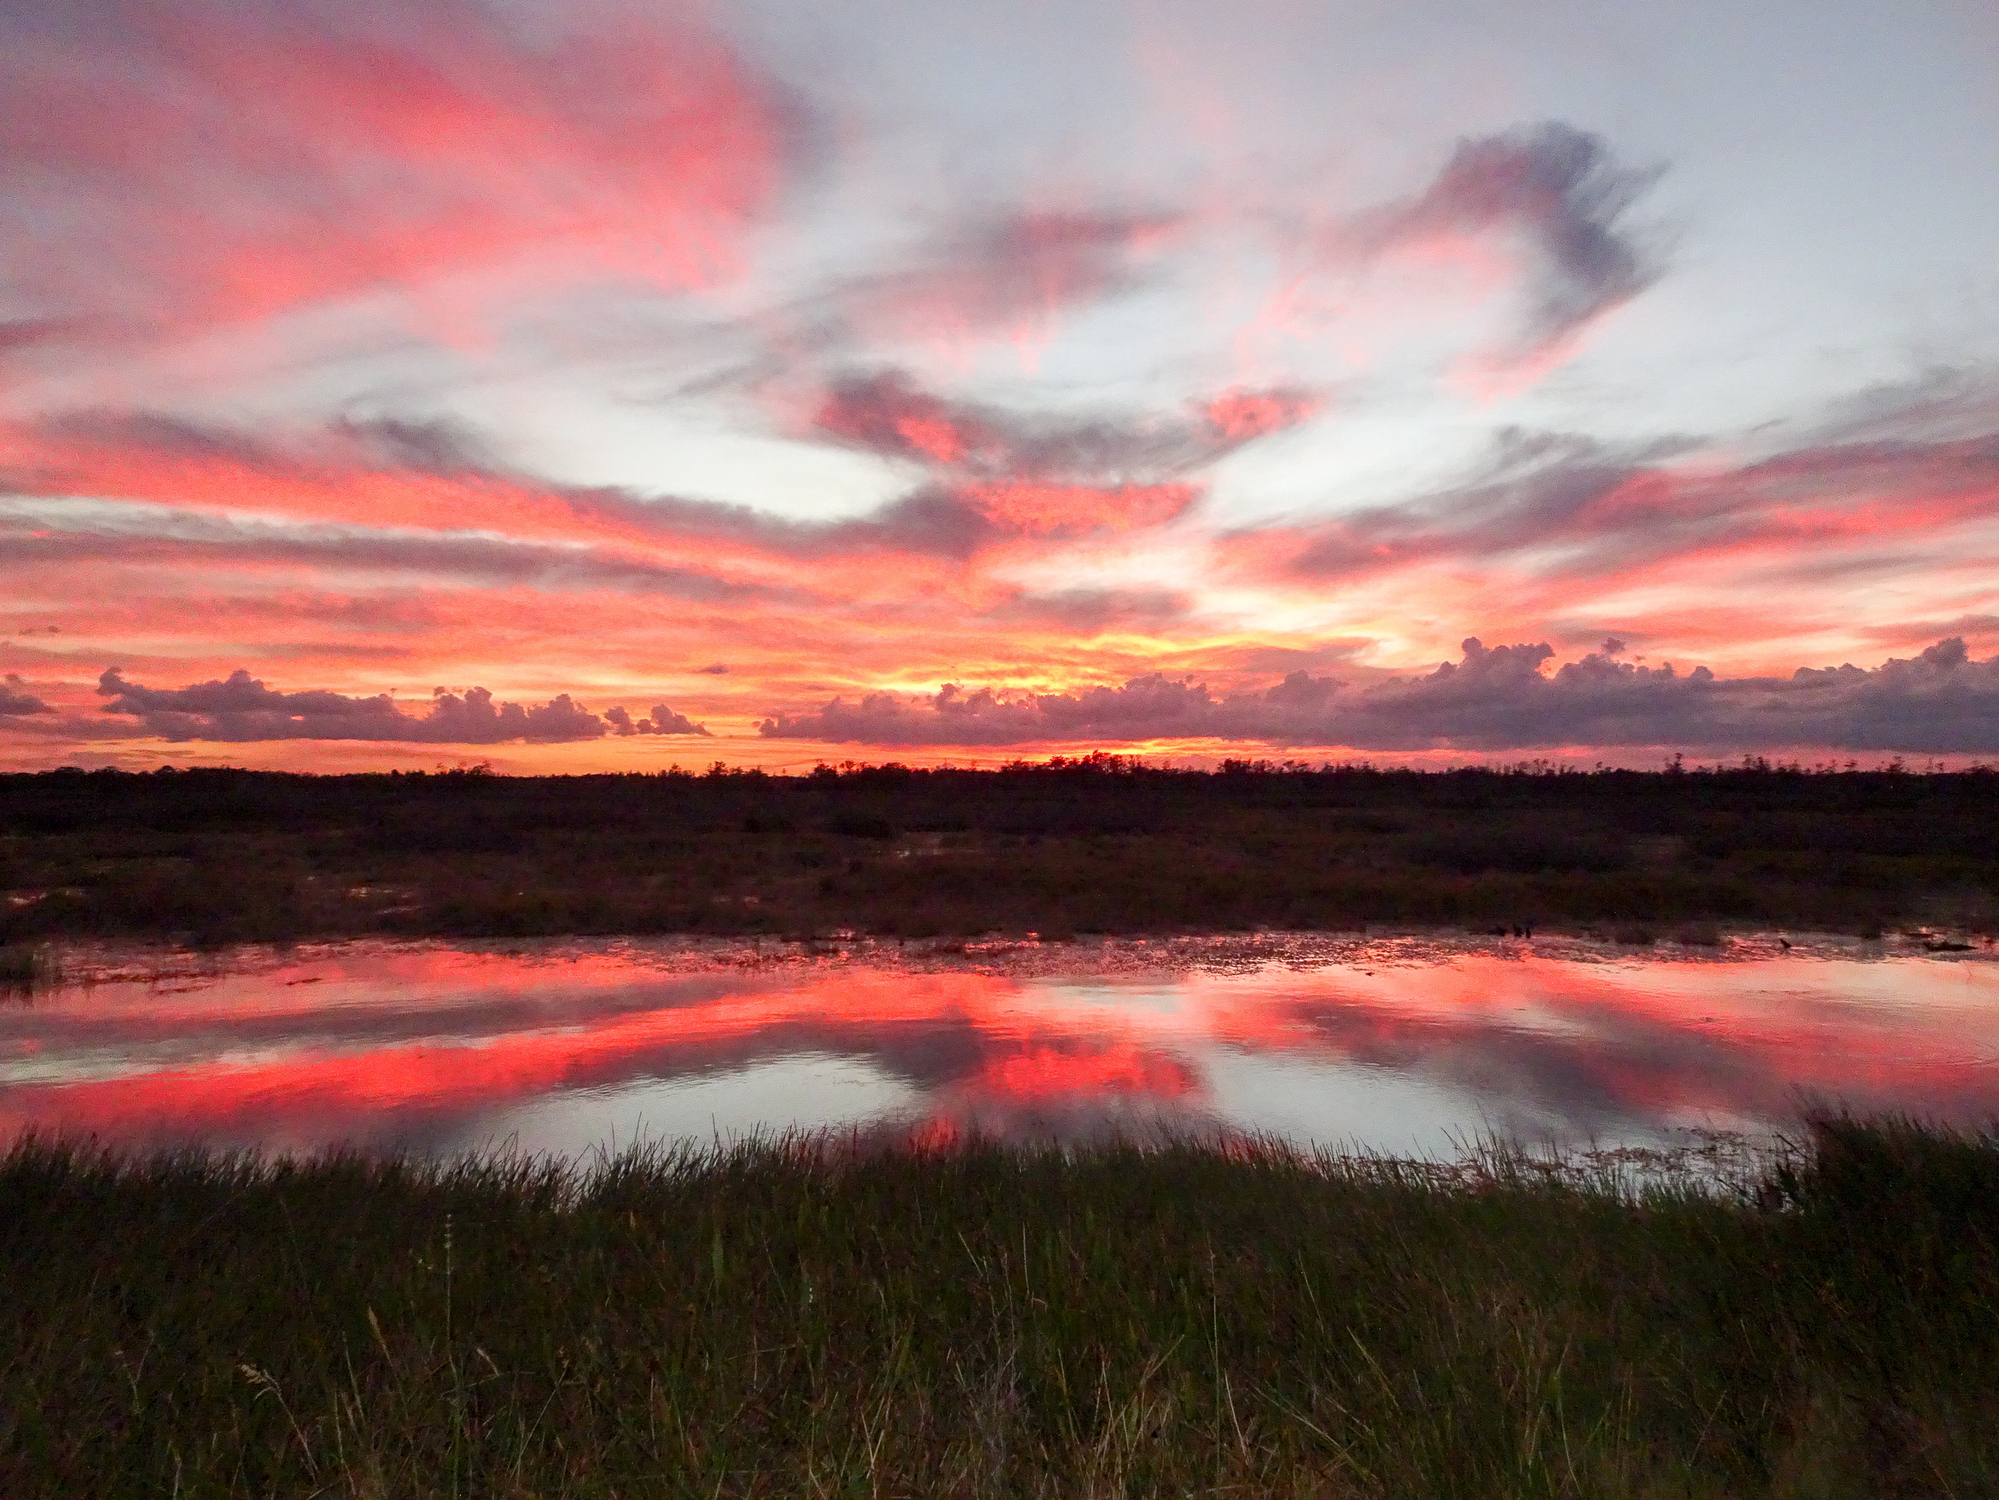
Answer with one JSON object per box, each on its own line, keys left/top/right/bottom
{"left": 3, "top": 1120, "right": 1995, "bottom": 1498}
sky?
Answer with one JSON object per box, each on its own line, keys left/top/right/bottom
{"left": 4, "top": 0, "right": 1998, "bottom": 770}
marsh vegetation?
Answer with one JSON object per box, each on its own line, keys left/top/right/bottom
{"left": 2, "top": 759, "right": 1994, "bottom": 946}
{"left": 3, "top": 1116, "right": 1995, "bottom": 1497}
{"left": 0, "top": 942, "right": 54, "bottom": 997}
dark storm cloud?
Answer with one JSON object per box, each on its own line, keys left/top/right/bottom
{"left": 97, "top": 668, "right": 612, "bottom": 743}
{"left": 760, "top": 638, "right": 1999, "bottom": 753}
{"left": 1354, "top": 121, "right": 1664, "bottom": 356}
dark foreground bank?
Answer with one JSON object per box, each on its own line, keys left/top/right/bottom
{"left": 4, "top": 760, "right": 1997, "bottom": 945}
{"left": 3, "top": 1118, "right": 1995, "bottom": 1498}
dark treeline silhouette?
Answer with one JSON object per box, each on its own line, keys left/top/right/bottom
{"left": 2, "top": 756, "right": 1995, "bottom": 944}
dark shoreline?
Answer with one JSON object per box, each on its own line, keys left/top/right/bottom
{"left": 5, "top": 761, "right": 1996, "bottom": 949}
{"left": 7, "top": 922, "right": 1993, "bottom": 995}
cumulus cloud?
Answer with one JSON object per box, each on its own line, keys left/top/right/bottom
{"left": 1353, "top": 121, "right": 1663, "bottom": 358}
{"left": 760, "top": 638, "right": 1999, "bottom": 753}
{"left": 96, "top": 668, "right": 612, "bottom": 743}
{"left": 0, "top": 674, "right": 50, "bottom": 715}
{"left": 604, "top": 703, "right": 709, "bottom": 736}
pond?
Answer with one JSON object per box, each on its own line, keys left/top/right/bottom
{"left": 3, "top": 933, "right": 1995, "bottom": 1161}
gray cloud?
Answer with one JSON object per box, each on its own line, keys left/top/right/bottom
{"left": 1354, "top": 121, "right": 1664, "bottom": 357}
{"left": 0, "top": 316, "right": 76, "bottom": 359}
{"left": 812, "top": 368, "right": 1317, "bottom": 479}
{"left": 604, "top": 703, "right": 709, "bottom": 737}
{"left": 329, "top": 415, "right": 498, "bottom": 475}
{"left": 6, "top": 405, "right": 1207, "bottom": 571}
{"left": 760, "top": 637, "right": 1999, "bottom": 753}
{"left": 980, "top": 587, "right": 1192, "bottom": 634}
{"left": 1801, "top": 366, "right": 1999, "bottom": 447}
{"left": 1259, "top": 421, "right": 1999, "bottom": 588}
{"left": 97, "top": 668, "right": 612, "bottom": 743}
{"left": 0, "top": 674, "right": 49, "bottom": 715}
{"left": 0, "top": 511, "right": 778, "bottom": 605}
{"left": 833, "top": 209, "right": 1180, "bottom": 344}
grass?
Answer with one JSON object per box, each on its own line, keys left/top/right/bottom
{"left": 0, "top": 942, "right": 54, "bottom": 996}
{"left": 3, "top": 1117, "right": 1995, "bottom": 1497}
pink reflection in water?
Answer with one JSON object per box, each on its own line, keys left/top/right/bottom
{"left": 1, "top": 936, "right": 1994, "bottom": 1157}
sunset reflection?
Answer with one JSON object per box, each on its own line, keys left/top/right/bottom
{"left": 2, "top": 938, "right": 1994, "bottom": 1157}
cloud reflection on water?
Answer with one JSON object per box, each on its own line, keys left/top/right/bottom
{"left": 1, "top": 938, "right": 1993, "bottom": 1158}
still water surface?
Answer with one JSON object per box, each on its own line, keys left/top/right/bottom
{"left": 4, "top": 934, "right": 1995, "bottom": 1160}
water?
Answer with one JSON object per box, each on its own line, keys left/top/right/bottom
{"left": 3, "top": 934, "right": 1995, "bottom": 1161}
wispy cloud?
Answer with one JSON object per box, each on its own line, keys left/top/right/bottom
{"left": 811, "top": 368, "right": 1318, "bottom": 478}
{"left": 1347, "top": 121, "right": 1664, "bottom": 365}
{"left": 0, "top": 0, "right": 805, "bottom": 336}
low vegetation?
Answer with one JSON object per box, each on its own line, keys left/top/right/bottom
{"left": 3, "top": 1115, "right": 1994, "bottom": 1497}
{"left": 0, "top": 941, "right": 54, "bottom": 996}
{"left": 3, "top": 759, "right": 1995, "bottom": 945}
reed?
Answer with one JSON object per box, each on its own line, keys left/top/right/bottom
{"left": 0, "top": 943, "right": 52, "bottom": 995}
{"left": 2, "top": 1116, "right": 1994, "bottom": 1496}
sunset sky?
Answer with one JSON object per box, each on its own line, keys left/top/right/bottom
{"left": 4, "top": 0, "right": 1998, "bottom": 770}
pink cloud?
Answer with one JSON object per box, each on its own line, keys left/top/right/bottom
{"left": 0, "top": 0, "right": 798, "bottom": 333}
